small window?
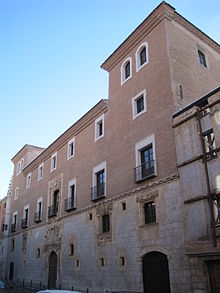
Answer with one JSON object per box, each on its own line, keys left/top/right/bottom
{"left": 92, "top": 161, "right": 106, "bottom": 201}
{"left": 14, "top": 187, "right": 19, "bottom": 200}
{"left": 22, "top": 205, "right": 29, "bottom": 228}
{"left": 95, "top": 114, "right": 104, "bottom": 142}
{"left": 51, "top": 152, "right": 57, "bottom": 172}
{"left": 21, "top": 158, "right": 24, "bottom": 170}
{"left": 89, "top": 213, "right": 93, "bottom": 220}
{"left": 203, "top": 129, "right": 217, "bottom": 159}
{"left": 38, "top": 163, "right": 44, "bottom": 180}
{"left": 144, "top": 201, "right": 156, "bottom": 224}
{"left": 122, "top": 202, "right": 126, "bottom": 211}
{"left": 26, "top": 173, "right": 31, "bottom": 190}
{"left": 35, "top": 198, "right": 42, "bottom": 223}
{"left": 36, "top": 248, "right": 40, "bottom": 258}
{"left": 119, "top": 256, "right": 125, "bottom": 266}
{"left": 70, "top": 243, "right": 74, "bottom": 256}
{"left": 67, "top": 137, "right": 75, "bottom": 160}
{"left": 121, "top": 57, "right": 132, "bottom": 85}
{"left": 132, "top": 89, "right": 147, "bottom": 120}
{"left": 76, "top": 259, "right": 80, "bottom": 267}
{"left": 198, "top": 50, "right": 207, "bottom": 68}
{"left": 102, "top": 214, "right": 110, "bottom": 233}
{"left": 100, "top": 257, "right": 105, "bottom": 267}
{"left": 10, "top": 239, "right": 15, "bottom": 252}
{"left": 136, "top": 42, "right": 148, "bottom": 72}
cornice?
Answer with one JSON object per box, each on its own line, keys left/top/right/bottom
{"left": 22, "top": 99, "right": 108, "bottom": 175}
{"left": 101, "top": 2, "right": 174, "bottom": 72}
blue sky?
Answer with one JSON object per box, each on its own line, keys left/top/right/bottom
{"left": 0, "top": 0, "right": 220, "bottom": 199}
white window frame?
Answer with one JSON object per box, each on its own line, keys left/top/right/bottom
{"left": 132, "top": 89, "right": 147, "bottom": 120}
{"left": 38, "top": 163, "right": 44, "bottom": 181}
{"left": 23, "top": 204, "right": 29, "bottom": 226}
{"left": 121, "top": 57, "right": 132, "bottom": 85}
{"left": 36, "top": 197, "right": 43, "bottom": 213}
{"left": 136, "top": 42, "right": 149, "bottom": 72}
{"left": 95, "top": 114, "right": 104, "bottom": 142}
{"left": 14, "top": 187, "right": 19, "bottom": 200}
{"left": 26, "top": 173, "right": 31, "bottom": 190}
{"left": 21, "top": 158, "right": 24, "bottom": 170}
{"left": 135, "top": 134, "right": 157, "bottom": 176}
{"left": 92, "top": 161, "right": 106, "bottom": 198}
{"left": 197, "top": 48, "right": 208, "bottom": 69}
{"left": 68, "top": 178, "right": 76, "bottom": 208}
{"left": 67, "top": 137, "right": 75, "bottom": 160}
{"left": 51, "top": 152, "right": 57, "bottom": 172}
{"left": 16, "top": 158, "right": 24, "bottom": 176}
{"left": 12, "top": 211, "right": 18, "bottom": 230}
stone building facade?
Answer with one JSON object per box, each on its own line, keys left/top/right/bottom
{"left": 3, "top": 2, "right": 220, "bottom": 293}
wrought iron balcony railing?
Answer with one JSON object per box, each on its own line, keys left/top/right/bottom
{"left": 91, "top": 182, "right": 105, "bottom": 201}
{"left": 134, "top": 160, "right": 155, "bottom": 182}
{"left": 48, "top": 204, "right": 58, "bottom": 218}
{"left": 64, "top": 197, "right": 76, "bottom": 211}
{"left": 34, "top": 211, "right": 42, "bottom": 223}
{"left": 21, "top": 218, "right": 28, "bottom": 229}
{"left": 11, "top": 223, "right": 16, "bottom": 233}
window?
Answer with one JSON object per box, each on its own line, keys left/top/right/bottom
{"left": 70, "top": 244, "right": 74, "bottom": 256}
{"left": 11, "top": 212, "right": 18, "bottom": 233}
{"left": 198, "top": 49, "right": 207, "bottom": 68}
{"left": 51, "top": 152, "right": 57, "bottom": 172}
{"left": 122, "top": 202, "right": 126, "bottom": 211}
{"left": 35, "top": 197, "right": 42, "bottom": 222}
{"left": 135, "top": 134, "right": 156, "bottom": 182}
{"left": 36, "top": 248, "right": 41, "bottom": 258}
{"left": 91, "top": 161, "right": 106, "bottom": 201}
{"left": 21, "top": 158, "right": 24, "bottom": 170}
{"left": 202, "top": 129, "right": 217, "bottom": 159}
{"left": 76, "top": 259, "right": 80, "bottom": 267}
{"left": 95, "top": 114, "right": 104, "bottom": 142}
{"left": 26, "top": 173, "right": 31, "bottom": 190}
{"left": 121, "top": 57, "right": 132, "bottom": 85}
{"left": 89, "top": 213, "right": 93, "bottom": 220}
{"left": 16, "top": 158, "right": 24, "bottom": 176}
{"left": 38, "top": 163, "right": 44, "bottom": 180}
{"left": 22, "top": 205, "right": 29, "bottom": 228}
{"left": 10, "top": 239, "right": 15, "bottom": 252}
{"left": 48, "top": 189, "right": 59, "bottom": 217}
{"left": 136, "top": 42, "right": 148, "bottom": 72}
{"left": 65, "top": 179, "right": 76, "bottom": 211}
{"left": 14, "top": 187, "right": 19, "bottom": 200}
{"left": 119, "top": 256, "right": 125, "bottom": 266}
{"left": 67, "top": 137, "right": 75, "bottom": 160}
{"left": 132, "top": 89, "right": 147, "bottom": 119}
{"left": 213, "top": 196, "right": 220, "bottom": 225}
{"left": 102, "top": 214, "right": 110, "bottom": 233}
{"left": 100, "top": 258, "right": 105, "bottom": 267}
{"left": 144, "top": 201, "right": 156, "bottom": 224}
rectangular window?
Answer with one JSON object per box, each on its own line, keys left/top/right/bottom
{"left": 11, "top": 212, "right": 18, "bottom": 233}
{"left": 95, "top": 114, "right": 104, "bottom": 142}
{"left": 14, "top": 187, "right": 19, "bottom": 200}
{"left": 38, "top": 163, "right": 44, "bottom": 180}
{"left": 92, "top": 162, "right": 106, "bottom": 201}
{"left": 102, "top": 214, "right": 110, "bottom": 233}
{"left": 22, "top": 205, "right": 29, "bottom": 229}
{"left": 198, "top": 50, "right": 207, "bottom": 68}
{"left": 26, "top": 173, "right": 31, "bottom": 190}
{"left": 51, "top": 152, "right": 57, "bottom": 171}
{"left": 35, "top": 198, "right": 42, "bottom": 222}
{"left": 144, "top": 201, "right": 156, "bottom": 224}
{"left": 132, "top": 89, "right": 147, "bottom": 120}
{"left": 65, "top": 179, "right": 76, "bottom": 211}
{"left": 67, "top": 137, "right": 75, "bottom": 160}
{"left": 203, "top": 129, "right": 217, "bottom": 159}
{"left": 135, "top": 134, "right": 156, "bottom": 182}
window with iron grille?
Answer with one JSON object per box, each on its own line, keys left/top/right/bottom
{"left": 203, "top": 129, "right": 217, "bottom": 159}
{"left": 144, "top": 201, "right": 156, "bottom": 224}
{"left": 102, "top": 214, "right": 110, "bottom": 233}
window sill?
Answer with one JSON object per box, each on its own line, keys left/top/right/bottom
{"left": 91, "top": 195, "right": 106, "bottom": 202}
{"left": 135, "top": 173, "right": 156, "bottom": 183}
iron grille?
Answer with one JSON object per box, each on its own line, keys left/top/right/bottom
{"left": 91, "top": 182, "right": 105, "bottom": 201}
{"left": 134, "top": 160, "right": 155, "bottom": 182}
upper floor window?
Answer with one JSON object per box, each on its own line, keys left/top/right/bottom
{"left": 136, "top": 42, "right": 148, "bottom": 72}
{"left": 198, "top": 49, "right": 207, "bottom": 68}
{"left": 67, "top": 137, "right": 75, "bottom": 160}
{"left": 132, "top": 89, "right": 147, "bottom": 120}
{"left": 38, "top": 163, "right": 44, "bottom": 180}
{"left": 14, "top": 187, "right": 19, "bottom": 200}
{"left": 11, "top": 212, "right": 18, "bottom": 232}
{"left": 26, "top": 173, "right": 31, "bottom": 190}
{"left": 16, "top": 158, "right": 24, "bottom": 176}
{"left": 135, "top": 134, "right": 156, "bottom": 182}
{"left": 91, "top": 161, "right": 106, "bottom": 201}
{"left": 95, "top": 114, "right": 104, "bottom": 142}
{"left": 35, "top": 197, "right": 42, "bottom": 223}
{"left": 65, "top": 178, "right": 76, "bottom": 211}
{"left": 51, "top": 152, "right": 57, "bottom": 172}
{"left": 21, "top": 205, "right": 29, "bottom": 229}
{"left": 121, "top": 57, "right": 132, "bottom": 85}
{"left": 202, "top": 129, "right": 217, "bottom": 160}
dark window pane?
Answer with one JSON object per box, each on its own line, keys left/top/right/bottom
{"left": 144, "top": 202, "right": 156, "bottom": 224}
{"left": 140, "top": 47, "right": 146, "bottom": 65}
{"left": 102, "top": 214, "right": 110, "bottom": 233}
{"left": 198, "top": 50, "right": 207, "bottom": 67}
{"left": 125, "top": 62, "right": 130, "bottom": 79}
{"left": 136, "top": 95, "right": 144, "bottom": 113}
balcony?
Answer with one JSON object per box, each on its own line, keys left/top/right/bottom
{"left": 34, "top": 211, "right": 42, "bottom": 223}
{"left": 64, "top": 197, "right": 76, "bottom": 211}
{"left": 21, "top": 218, "right": 28, "bottom": 229}
{"left": 48, "top": 204, "right": 58, "bottom": 218}
{"left": 91, "top": 182, "right": 105, "bottom": 201}
{"left": 11, "top": 223, "right": 16, "bottom": 233}
{"left": 134, "top": 160, "right": 155, "bottom": 182}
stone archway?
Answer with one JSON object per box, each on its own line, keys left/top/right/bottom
{"left": 48, "top": 251, "right": 57, "bottom": 289}
{"left": 142, "top": 251, "right": 171, "bottom": 293}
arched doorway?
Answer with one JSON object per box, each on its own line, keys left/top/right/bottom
{"left": 142, "top": 251, "right": 171, "bottom": 293}
{"left": 9, "top": 262, "right": 14, "bottom": 281}
{"left": 48, "top": 251, "right": 57, "bottom": 289}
